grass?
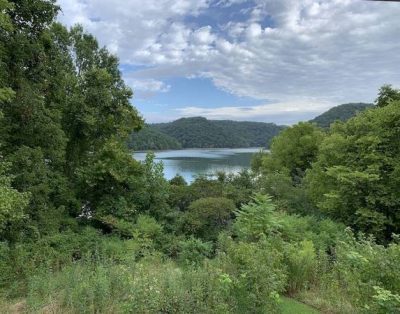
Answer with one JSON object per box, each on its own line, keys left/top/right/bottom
{"left": 281, "top": 297, "right": 320, "bottom": 314}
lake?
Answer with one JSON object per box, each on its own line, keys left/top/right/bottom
{"left": 133, "top": 148, "right": 261, "bottom": 183}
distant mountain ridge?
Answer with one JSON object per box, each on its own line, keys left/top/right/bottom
{"left": 129, "top": 103, "right": 375, "bottom": 150}
{"left": 310, "top": 103, "right": 374, "bottom": 128}
{"left": 129, "top": 117, "right": 284, "bottom": 150}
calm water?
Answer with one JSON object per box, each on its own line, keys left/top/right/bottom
{"left": 133, "top": 148, "right": 261, "bottom": 183}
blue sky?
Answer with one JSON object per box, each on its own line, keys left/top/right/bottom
{"left": 58, "top": 0, "right": 400, "bottom": 124}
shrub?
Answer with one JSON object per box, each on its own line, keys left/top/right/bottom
{"left": 233, "top": 194, "right": 281, "bottom": 241}
{"left": 177, "top": 237, "right": 213, "bottom": 266}
{"left": 285, "top": 240, "right": 317, "bottom": 294}
{"left": 183, "top": 197, "right": 235, "bottom": 241}
{"left": 215, "top": 237, "right": 287, "bottom": 313}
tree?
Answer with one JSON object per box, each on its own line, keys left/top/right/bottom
{"left": 0, "top": 159, "right": 29, "bottom": 241}
{"left": 259, "top": 122, "right": 325, "bottom": 182}
{"left": 0, "top": 1, "right": 145, "bottom": 237}
{"left": 375, "top": 84, "right": 400, "bottom": 108}
{"left": 183, "top": 197, "right": 235, "bottom": 241}
{"left": 305, "top": 100, "right": 400, "bottom": 240}
{"left": 233, "top": 194, "right": 281, "bottom": 242}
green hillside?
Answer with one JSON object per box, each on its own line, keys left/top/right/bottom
{"left": 310, "top": 103, "right": 373, "bottom": 128}
{"left": 130, "top": 104, "right": 374, "bottom": 151}
{"left": 128, "top": 124, "right": 182, "bottom": 150}
{"left": 130, "top": 117, "right": 284, "bottom": 150}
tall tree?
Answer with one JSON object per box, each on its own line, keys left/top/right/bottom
{"left": 256, "top": 122, "right": 325, "bottom": 182}
{"left": 0, "top": 1, "right": 144, "bottom": 237}
{"left": 305, "top": 100, "right": 400, "bottom": 240}
{"left": 375, "top": 84, "right": 400, "bottom": 107}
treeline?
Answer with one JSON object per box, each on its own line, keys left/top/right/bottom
{"left": 129, "top": 103, "right": 373, "bottom": 151}
{"left": 1, "top": 0, "right": 400, "bottom": 313}
{"left": 128, "top": 124, "right": 182, "bottom": 151}
{"left": 310, "top": 102, "right": 373, "bottom": 128}
{"left": 129, "top": 117, "right": 284, "bottom": 150}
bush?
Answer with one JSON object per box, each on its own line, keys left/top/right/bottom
{"left": 0, "top": 228, "right": 137, "bottom": 297}
{"left": 177, "top": 237, "right": 213, "bottom": 266}
{"left": 215, "top": 237, "right": 287, "bottom": 313}
{"left": 284, "top": 240, "right": 317, "bottom": 294}
{"left": 233, "top": 194, "right": 281, "bottom": 241}
{"left": 183, "top": 197, "right": 235, "bottom": 241}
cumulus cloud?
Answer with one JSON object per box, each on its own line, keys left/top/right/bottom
{"left": 127, "top": 79, "right": 171, "bottom": 93}
{"left": 176, "top": 100, "right": 333, "bottom": 125}
{"left": 57, "top": 0, "right": 400, "bottom": 122}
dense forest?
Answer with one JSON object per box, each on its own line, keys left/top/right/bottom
{"left": 310, "top": 103, "right": 374, "bottom": 128}
{"left": 128, "top": 124, "right": 182, "bottom": 151}
{"left": 129, "top": 117, "right": 284, "bottom": 150}
{"left": 1, "top": 1, "right": 400, "bottom": 313}
{"left": 129, "top": 104, "right": 373, "bottom": 151}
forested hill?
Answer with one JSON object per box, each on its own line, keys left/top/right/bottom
{"left": 129, "top": 117, "right": 284, "bottom": 150}
{"left": 128, "top": 125, "right": 182, "bottom": 151}
{"left": 310, "top": 103, "right": 374, "bottom": 128}
{"left": 129, "top": 103, "right": 374, "bottom": 151}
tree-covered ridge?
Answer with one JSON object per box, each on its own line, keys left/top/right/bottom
{"left": 310, "top": 103, "right": 373, "bottom": 128}
{"left": 129, "top": 117, "right": 284, "bottom": 150}
{"left": 130, "top": 103, "right": 375, "bottom": 151}
{"left": 128, "top": 124, "right": 182, "bottom": 151}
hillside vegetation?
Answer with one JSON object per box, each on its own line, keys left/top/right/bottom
{"left": 129, "top": 104, "right": 374, "bottom": 151}
{"left": 129, "top": 117, "right": 284, "bottom": 150}
{"left": 128, "top": 124, "right": 182, "bottom": 150}
{"left": 1, "top": 1, "right": 400, "bottom": 313}
{"left": 310, "top": 103, "right": 373, "bottom": 128}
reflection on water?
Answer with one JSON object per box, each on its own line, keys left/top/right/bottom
{"left": 133, "top": 148, "right": 261, "bottom": 183}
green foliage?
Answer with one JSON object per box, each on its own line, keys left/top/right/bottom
{"left": 265, "top": 122, "right": 325, "bottom": 180}
{"left": 285, "top": 240, "right": 317, "bottom": 294}
{"left": 0, "top": 227, "right": 136, "bottom": 296}
{"left": 369, "top": 286, "right": 400, "bottom": 314}
{"left": 128, "top": 124, "right": 182, "bottom": 150}
{"left": 142, "top": 116, "right": 284, "bottom": 149}
{"left": 77, "top": 139, "right": 142, "bottom": 222}
{"left": 129, "top": 152, "right": 171, "bottom": 222}
{"left": 310, "top": 103, "right": 373, "bottom": 128}
{"left": 0, "top": 160, "right": 29, "bottom": 239}
{"left": 169, "top": 174, "right": 187, "bottom": 186}
{"left": 302, "top": 232, "right": 400, "bottom": 313}
{"left": 234, "top": 194, "right": 281, "bottom": 241}
{"left": 375, "top": 84, "right": 400, "bottom": 108}
{"left": 305, "top": 101, "right": 400, "bottom": 240}
{"left": 183, "top": 197, "right": 235, "bottom": 241}
{"left": 215, "top": 237, "right": 287, "bottom": 313}
{"left": 22, "top": 254, "right": 284, "bottom": 314}
{"left": 255, "top": 170, "right": 314, "bottom": 215}
{"left": 0, "top": 0, "right": 144, "bottom": 238}
{"left": 177, "top": 236, "right": 213, "bottom": 266}
{"left": 1, "top": 0, "right": 400, "bottom": 312}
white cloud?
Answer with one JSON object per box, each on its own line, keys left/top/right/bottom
{"left": 176, "top": 100, "right": 333, "bottom": 125}
{"left": 127, "top": 79, "right": 171, "bottom": 93}
{"left": 57, "top": 0, "right": 400, "bottom": 122}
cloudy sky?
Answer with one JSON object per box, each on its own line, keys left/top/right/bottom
{"left": 57, "top": 0, "right": 400, "bottom": 125}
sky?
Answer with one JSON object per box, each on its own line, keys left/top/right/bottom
{"left": 57, "top": 0, "right": 400, "bottom": 125}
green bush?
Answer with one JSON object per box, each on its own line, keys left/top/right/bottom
{"left": 215, "top": 237, "right": 287, "bottom": 313}
{"left": 177, "top": 237, "right": 213, "bottom": 266}
{"left": 368, "top": 286, "right": 400, "bottom": 314}
{"left": 285, "top": 240, "right": 317, "bottom": 294}
{"left": 233, "top": 194, "right": 281, "bottom": 241}
{"left": 183, "top": 197, "right": 235, "bottom": 241}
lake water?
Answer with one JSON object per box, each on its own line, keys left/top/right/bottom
{"left": 133, "top": 148, "right": 261, "bottom": 183}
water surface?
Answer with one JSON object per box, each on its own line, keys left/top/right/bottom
{"left": 133, "top": 148, "right": 261, "bottom": 183}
